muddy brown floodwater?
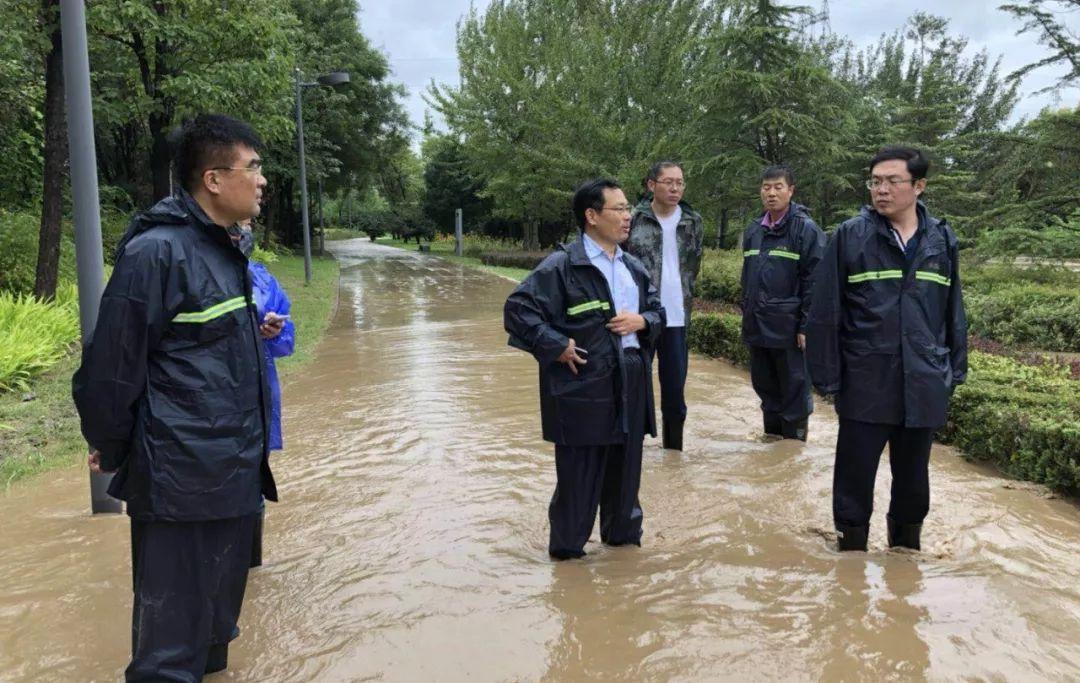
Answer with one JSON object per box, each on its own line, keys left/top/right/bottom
{"left": 1, "top": 239, "right": 1078, "bottom": 682}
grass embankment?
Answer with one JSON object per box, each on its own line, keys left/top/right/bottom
{"left": 689, "top": 249, "right": 1080, "bottom": 496}
{"left": 0, "top": 252, "right": 340, "bottom": 488}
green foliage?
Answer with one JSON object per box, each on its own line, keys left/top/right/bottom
{"left": 998, "top": 0, "right": 1080, "bottom": 92}
{"left": 686, "top": 312, "right": 750, "bottom": 367}
{"left": 478, "top": 250, "right": 549, "bottom": 270}
{"left": 421, "top": 133, "right": 491, "bottom": 233}
{"left": 0, "top": 286, "right": 80, "bottom": 393}
{"left": 974, "top": 222, "right": 1080, "bottom": 261}
{"left": 0, "top": 209, "right": 75, "bottom": 294}
{"left": 965, "top": 284, "right": 1080, "bottom": 352}
{"left": 696, "top": 249, "right": 744, "bottom": 307}
{"left": 943, "top": 352, "right": 1079, "bottom": 495}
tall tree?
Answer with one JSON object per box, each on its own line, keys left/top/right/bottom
{"left": 999, "top": 0, "right": 1080, "bottom": 91}
{"left": 33, "top": 0, "right": 66, "bottom": 299}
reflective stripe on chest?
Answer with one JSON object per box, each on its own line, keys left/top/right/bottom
{"left": 567, "top": 300, "right": 611, "bottom": 316}
{"left": 172, "top": 296, "right": 247, "bottom": 323}
{"left": 744, "top": 248, "right": 798, "bottom": 260}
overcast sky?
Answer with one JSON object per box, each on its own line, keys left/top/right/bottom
{"left": 357, "top": 0, "right": 1079, "bottom": 141}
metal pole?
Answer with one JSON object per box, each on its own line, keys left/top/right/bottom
{"left": 317, "top": 176, "right": 324, "bottom": 255}
{"left": 455, "top": 208, "right": 463, "bottom": 256}
{"left": 295, "top": 69, "right": 312, "bottom": 285}
{"left": 61, "top": 0, "right": 121, "bottom": 514}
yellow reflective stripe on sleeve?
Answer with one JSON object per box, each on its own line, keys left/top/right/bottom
{"left": 743, "top": 249, "right": 760, "bottom": 257}
{"left": 847, "top": 270, "right": 904, "bottom": 284}
{"left": 769, "top": 249, "right": 800, "bottom": 260}
{"left": 915, "top": 271, "right": 951, "bottom": 286}
{"left": 566, "top": 300, "right": 611, "bottom": 316}
{"left": 172, "top": 296, "right": 247, "bottom": 323}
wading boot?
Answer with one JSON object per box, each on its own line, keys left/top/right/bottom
{"left": 887, "top": 515, "right": 922, "bottom": 551}
{"left": 836, "top": 523, "right": 869, "bottom": 552}
{"left": 205, "top": 643, "right": 228, "bottom": 674}
{"left": 763, "top": 411, "right": 782, "bottom": 437}
{"left": 662, "top": 420, "right": 684, "bottom": 451}
{"left": 781, "top": 418, "right": 808, "bottom": 441}
{"left": 250, "top": 507, "right": 264, "bottom": 568}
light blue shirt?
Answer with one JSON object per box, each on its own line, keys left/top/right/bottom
{"left": 582, "top": 232, "right": 641, "bottom": 349}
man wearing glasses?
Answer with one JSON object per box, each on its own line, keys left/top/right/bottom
{"left": 739, "top": 165, "right": 825, "bottom": 441}
{"left": 626, "top": 162, "right": 704, "bottom": 451}
{"left": 806, "top": 146, "right": 967, "bottom": 553}
{"left": 73, "top": 114, "right": 276, "bottom": 679}
{"left": 505, "top": 178, "right": 666, "bottom": 560}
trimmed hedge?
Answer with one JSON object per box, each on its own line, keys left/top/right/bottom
{"left": 479, "top": 250, "right": 550, "bottom": 270}
{"left": 696, "top": 249, "right": 742, "bottom": 306}
{"left": 688, "top": 311, "right": 1079, "bottom": 496}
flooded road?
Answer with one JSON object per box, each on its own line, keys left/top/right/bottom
{"left": 1, "top": 238, "right": 1078, "bottom": 681}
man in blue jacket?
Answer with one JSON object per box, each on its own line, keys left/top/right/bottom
{"left": 505, "top": 178, "right": 665, "bottom": 560}
{"left": 806, "top": 146, "right": 967, "bottom": 552}
{"left": 740, "top": 165, "right": 825, "bottom": 440}
{"left": 73, "top": 115, "right": 276, "bottom": 680}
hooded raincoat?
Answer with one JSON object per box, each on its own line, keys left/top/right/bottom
{"left": 249, "top": 261, "right": 294, "bottom": 451}
{"left": 72, "top": 191, "right": 277, "bottom": 521}
{"left": 805, "top": 203, "right": 968, "bottom": 428}
{"left": 504, "top": 238, "right": 666, "bottom": 446}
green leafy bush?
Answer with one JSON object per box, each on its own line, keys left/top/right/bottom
{"left": 943, "top": 352, "right": 1079, "bottom": 495}
{"left": 0, "top": 209, "right": 76, "bottom": 294}
{"left": 479, "top": 250, "right": 550, "bottom": 270}
{"left": 686, "top": 311, "right": 749, "bottom": 367}
{"left": 0, "top": 285, "right": 80, "bottom": 393}
{"left": 696, "top": 249, "right": 743, "bottom": 306}
{"left": 964, "top": 284, "right": 1080, "bottom": 352}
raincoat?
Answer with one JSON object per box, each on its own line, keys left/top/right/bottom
{"left": 504, "top": 237, "right": 666, "bottom": 446}
{"left": 805, "top": 203, "right": 968, "bottom": 428}
{"left": 249, "top": 261, "right": 294, "bottom": 451}
{"left": 740, "top": 202, "right": 825, "bottom": 347}
{"left": 72, "top": 190, "right": 277, "bottom": 521}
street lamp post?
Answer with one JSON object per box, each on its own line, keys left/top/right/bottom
{"left": 294, "top": 69, "right": 349, "bottom": 284}
{"left": 61, "top": 0, "right": 122, "bottom": 514}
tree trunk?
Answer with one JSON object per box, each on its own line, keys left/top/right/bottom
{"left": 716, "top": 208, "right": 729, "bottom": 249}
{"left": 34, "top": 0, "right": 67, "bottom": 301}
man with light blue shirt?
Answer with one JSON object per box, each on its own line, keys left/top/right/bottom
{"left": 505, "top": 178, "right": 666, "bottom": 560}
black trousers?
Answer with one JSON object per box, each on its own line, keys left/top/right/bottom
{"left": 549, "top": 350, "right": 647, "bottom": 558}
{"left": 127, "top": 514, "right": 256, "bottom": 682}
{"left": 748, "top": 345, "right": 813, "bottom": 422}
{"left": 832, "top": 419, "right": 935, "bottom": 529}
{"left": 656, "top": 326, "right": 688, "bottom": 427}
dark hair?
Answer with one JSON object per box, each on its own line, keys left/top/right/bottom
{"left": 869, "top": 145, "right": 929, "bottom": 180}
{"left": 572, "top": 178, "right": 622, "bottom": 230}
{"left": 760, "top": 164, "right": 794, "bottom": 185}
{"left": 170, "top": 114, "right": 264, "bottom": 194}
{"left": 643, "top": 160, "right": 683, "bottom": 190}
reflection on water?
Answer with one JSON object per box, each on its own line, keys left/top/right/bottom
{"left": 0, "top": 239, "right": 1077, "bottom": 681}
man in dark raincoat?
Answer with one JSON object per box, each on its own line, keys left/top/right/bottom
{"left": 505, "top": 178, "right": 666, "bottom": 560}
{"left": 806, "top": 146, "right": 967, "bottom": 552}
{"left": 626, "top": 161, "right": 704, "bottom": 451}
{"left": 740, "top": 165, "right": 825, "bottom": 440}
{"left": 72, "top": 114, "right": 277, "bottom": 680}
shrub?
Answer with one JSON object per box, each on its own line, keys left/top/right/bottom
{"left": 964, "top": 284, "right": 1080, "bottom": 352}
{"left": 686, "top": 311, "right": 749, "bottom": 367}
{"left": 0, "top": 209, "right": 76, "bottom": 294}
{"left": 942, "top": 352, "right": 1079, "bottom": 496}
{"left": 0, "top": 285, "right": 80, "bottom": 393}
{"left": 696, "top": 249, "right": 743, "bottom": 307}
{"left": 479, "top": 250, "right": 550, "bottom": 270}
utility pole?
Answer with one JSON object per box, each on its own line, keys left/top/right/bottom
{"left": 61, "top": 0, "right": 121, "bottom": 514}
{"left": 454, "top": 208, "right": 463, "bottom": 256}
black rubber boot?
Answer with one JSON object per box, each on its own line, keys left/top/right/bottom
{"left": 205, "top": 643, "right": 228, "bottom": 674}
{"left": 887, "top": 515, "right": 922, "bottom": 551}
{"left": 549, "top": 549, "right": 586, "bottom": 561}
{"left": 763, "top": 411, "right": 782, "bottom": 436}
{"left": 781, "top": 417, "right": 808, "bottom": 441}
{"left": 249, "top": 507, "right": 263, "bottom": 568}
{"left": 836, "top": 523, "right": 869, "bottom": 551}
{"left": 662, "top": 420, "right": 684, "bottom": 451}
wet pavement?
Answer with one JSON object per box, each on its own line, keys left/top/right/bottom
{"left": 1, "top": 238, "right": 1078, "bottom": 681}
